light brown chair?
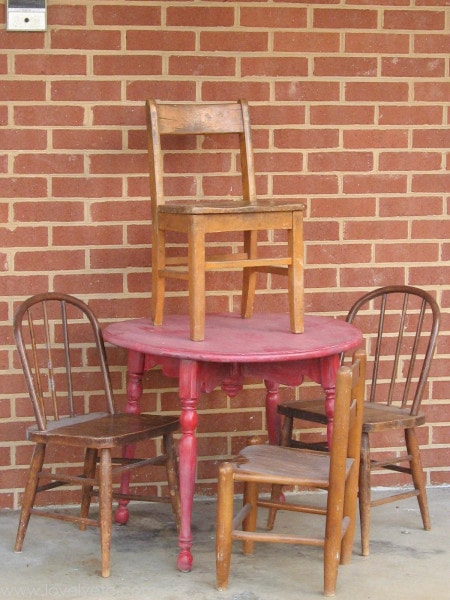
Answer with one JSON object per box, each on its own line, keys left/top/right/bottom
{"left": 277, "top": 285, "right": 440, "bottom": 556}
{"left": 13, "top": 292, "right": 181, "bottom": 577}
{"left": 146, "top": 98, "right": 305, "bottom": 341}
{"left": 215, "top": 349, "right": 366, "bottom": 597}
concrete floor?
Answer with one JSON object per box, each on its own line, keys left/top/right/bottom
{"left": 0, "top": 487, "right": 448, "bottom": 600}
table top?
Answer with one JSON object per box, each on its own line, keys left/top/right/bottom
{"left": 103, "top": 313, "right": 362, "bottom": 363}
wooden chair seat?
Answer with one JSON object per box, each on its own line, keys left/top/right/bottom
{"left": 146, "top": 98, "right": 305, "bottom": 341}
{"left": 215, "top": 350, "right": 366, "bottom": 597}
{"left": 276, "top": 285, "right": 440, "bottom": 557}
{"left": 13, "top": 292, "right": 181, "bottom": 578}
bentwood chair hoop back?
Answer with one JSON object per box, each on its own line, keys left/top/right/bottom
{"left": 13, "top": 292, "right": 181, "bottom": 577}
{"left": 276, "top": 285, "right": 440, "bottom": 556}
{"left": 216, "top": 349, "right": 367, "bottom": 597}
{"left": 146, "top": 98, "right": 305, "bottom": 341}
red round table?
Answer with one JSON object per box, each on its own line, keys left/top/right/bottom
{"left": 103, "top": 312, "right": 362, "bottom": 572}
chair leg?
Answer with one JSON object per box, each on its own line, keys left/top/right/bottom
{"left": 151, "top": 226, "right": 166, "bottom": 326}
{"left": 80, "top": 447, "right": 98, "bottom": 531}
{"left": 405, "top": 427, "right": 431, "bottom": 531}
{"left": 98, "top": 448, "right": 113, "bottom": 578}
{"left": 288, "top": 210, "right": 304, "bottom": 334}
{"left": 14, "top": 443, "right": 46, "bottom": 552}
{"left": 267, "top": 416, "right": 292, "bottom": 529}
{"left": 216, "top": 463, "right": 235, "bottom": 591}
{"left": 163, "top": 433, "right": 181, "bottom": 532}
{"left": 188, "top": 220, "right": 206, "bottom": 341}
{"left": 241, "top": 230, "right": 258, "bottom": 319}
{"left": 359, "top": 432, "right": 371, "bottom": 557}
{"left": 242, "top": 481, "right": 258, "bottom": 556}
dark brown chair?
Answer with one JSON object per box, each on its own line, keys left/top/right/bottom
{"left": 277, "top": 285, "right": 440, "bottom": 556}
{"left": 13, "top": 292, "right": 181, "bottom": 577}
{"left": 146, "top": 98, "right": 305, "bottom": 341}
{"left": 216, "top": 349, "right": 366, "bottom": 597}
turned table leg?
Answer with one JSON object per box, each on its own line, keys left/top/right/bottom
{"left": 114, "top": 350, "right": 144, "bottom": 525}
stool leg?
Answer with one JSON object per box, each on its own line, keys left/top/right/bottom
{"left": 152, "top": 226, "right": 166, "bottom": 326}
{"left": 406, "top": 427, "right": 431, "bottom": 531}
{"left": 99, "top": 449, "right": 113, "bottom": 578}
{"left": 288, "top": 210, "right": 304, "bottom": 334}
{"left": 216, "top": 463, "right": 235, "bottom": 591}
{"left": 359, "top": 432, "right": 371, "bottom": 557}
{"left": 241, "top": 230, "right": 258, "bottom": 319}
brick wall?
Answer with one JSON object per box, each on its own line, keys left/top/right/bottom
{"left": 0, "top": 1, "right": 449, "bottom": 509}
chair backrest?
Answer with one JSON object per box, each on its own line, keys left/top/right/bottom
{"left": 145, "top": 99, "right": 257, "bottom": 216}
{"left": 328, "top": 348, "right": 366, "bottom": 489}
{"left": 346, "top": 285, "right": 440, "bottom": 416}
{"left": 14, "top": 292, "right": 115, "bottom": 431}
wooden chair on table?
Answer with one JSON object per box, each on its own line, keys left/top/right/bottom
{"left": 13, "top": 292, "right": 181, "bottom": 578}
{"left": 215, "top": 349, "right": 366, "bottom": 597}
{"left": 146, "top": 98, "right": 305, "bottom": 341}
{"left": 277, "top": 285, "right": 440, "bottom": 556}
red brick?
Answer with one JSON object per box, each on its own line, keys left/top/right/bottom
{"left": 14, "top": 250, "right": 85, "bottom": 272}
{"left": 379, "top": 196, "right": 443, "bottom": 217}
{"left": 310, "top": 197, "right": 376, "bottom": 219}
{"left": 52, "top": 225, "right": 123, "bottom": 246}
{"left": 90, "top": 247, "right": 150, "bottom": 270}
{"left": 169, "top": 55, "right": 235, "bottom": 77}
{"left": 14, "top": 153, "right": 84, "bottom": 174}
{"left": 345, "top": 32, "right": 409, "bottom": 54}
{"left": 308, "top": 151, "right": 373, "bottom": 172}
{"left": 379, "top": 152, "right": 442, "bottom": 171}
{"left": 384, "top": 9, "right": 446, "bottom": 30}
{"left": 0, "top": 30, "right": 44, "bottom": 50}
{"left": 311, "top": 105, "right": 375, "bottom": 125}
{"left": 0, "top": 54, "right": 6, "bottom": 74}
{"left": 53, "top": 273, "right": 124, "bottom": 295}
{"left": 242, "top": 57, "right": 308, "bottom": 78}
{"left": 241, "top": 7, "right": 307, "bottom": 29}
{"left": 375, "top": 243, "right": 439, "bottom": 263}
{"left": 307, "top": 243, "right": 372, "bottom": 265}
{"left": 274, "top": 32, "right": 339, "bottom": 53}
{"left": 314, "top": 8, "right": 378, "bottom": 29}
{"left": 126, "top": 80, "right": 196, "bottom": 102}
{"left": 346, "top": 81, "right": 409, "bottom": 102}
{"left": 14, "top": 105, "right": 84, "bottom": 127}
{"left": 51, "top": 29, "right": 121, "bottom": 50}
{"left": 275, "top": 128, "right": 339, "bottom": 150}
{"left": 410, "top": 266, "right": 450, "bottom": 287}
{"left": 274, "top": 174, "right": 338, "bottom": 196}
{"left": 52, "top": 177, "right": 123, "bottom": 198}
{"left": 15, "top": 54, "right": 86, "bottom": 75}
{"left": 92, "top": 105, "right": 145, "bottom": 126}
{"left": 413, "top": 128, "right": 450, "bottom": 148}
{"left": 47, "top": 4, "right": 86, "bottom": 26}
{"left": 202, "top": 82, "right": 270, "bottom": 103}
{"left": 411, "top": 220, "right": 450, "bottom": 240}
{"left": 379, "top": 105, "right": 443, "bottom": 125}
{"left": 167, "top": 6, "right": 234, "bottom": 27}
{"left": 13, "top": 201, "right": 84, "bottom": 222}
{"left": 254, "top": 152, "right": 303, "bottom": 174}
{"left": 94, "top": 55, "right": 162, "bottom": 76}
{"left": 200, "top": 31, "right": 268, "bottom": 53}
{"left": 0, "top": 275, "right": 49, "bottom": 297}
{"left": 276, "top": 81, "right": 340, "bottom": 102}
{"left": 343, "top": 174, "right": 407, "bottom": 194}
{"left": 414, "top": 81, "right": 450, "bottom": 102}
{"left": 51, "top": 80, "right": 121, "bottom": 102}
{"left": 382, "top": 57, "right": 445, "bottom": 78}
{"left": 126, "top": 30, "right": 195, "bottom": 52}
{"left": 314, "top": 57, "right": 377, "bottom": 77}
{"left": 344, "top": 129, "right": 408, "bottom": 148}
{"left": 90, "top": 200, "right": 149, "bottom": 222}
{"left": 414, "top": 33, "right": 450, "bottom": 53}
{"left": 93, "top": 5, "right": 161, "bottom": 26}
{"left": 340, "top": 266, "right": 406, "bottom": 288}
{"left": 412, "top": 174, "right": 450, "bottom": 193}
{"left": 0, "top": 81, "right": 46, "bottom": 101}
{"left": 52, "top": 129, "right": 122, "bottom": 150}
{"left": 90, "top": 153, "right": 147, "bottom": 175}
{"left": 1, "top": 178, "right": 47, "bottom": 198}
{"left": 344, "top": 220, "right": 408, "bottom": 240}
